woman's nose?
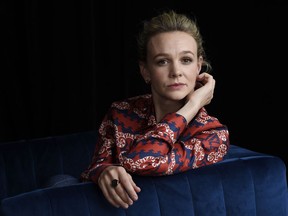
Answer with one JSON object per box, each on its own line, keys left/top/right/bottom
{"left": 169, "top": 62, "right": 182, "bottom": 78}
{"left": 169, "top": 67, "right": 182, "bottom": 78}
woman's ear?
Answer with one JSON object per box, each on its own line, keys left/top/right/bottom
{"left": 139, "top": 62, "right": 151, "bottom": 84}
{"left": 197, "top": 56, "right": 203, "bottom": 74}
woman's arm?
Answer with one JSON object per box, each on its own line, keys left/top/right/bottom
{"left": 119, "top": 109, "right": 229, "bottom": 175}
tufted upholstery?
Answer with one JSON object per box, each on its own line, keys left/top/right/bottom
{"left": 0, "top": 131, "right": 287, "bottom": 216}
{"left": 0, "top": 131, "right": 97, "bottom": 200}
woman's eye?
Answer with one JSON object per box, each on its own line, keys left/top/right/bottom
{"left": 157, "top": 59, "right": 168, "bottom": 65}
{"left": 182, "top": 58, "right": 192, "bottom": 64}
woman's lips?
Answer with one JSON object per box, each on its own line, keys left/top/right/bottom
{"left": 167, "top": 83, "right": 186, "bottom": 90}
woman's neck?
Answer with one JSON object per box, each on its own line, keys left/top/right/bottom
{"left": 152, "top": 95, "right": 184, "bottom": 122}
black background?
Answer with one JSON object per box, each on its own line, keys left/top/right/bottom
{"left": 1, "top": 1, "right": 287, "bottom": 172}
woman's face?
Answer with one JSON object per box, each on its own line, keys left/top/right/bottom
{"left": 140, "top": 31, "right": 202, "bottom": 102}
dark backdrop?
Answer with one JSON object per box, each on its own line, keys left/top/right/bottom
{"left": 1, "top": 1, "right": 287, "bottom": 169}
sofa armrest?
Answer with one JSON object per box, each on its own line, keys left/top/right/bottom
{"left": 1, "top": 155, "right": 287, "bottom": 216}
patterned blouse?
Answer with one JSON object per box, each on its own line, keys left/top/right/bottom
{"left": 81, "top": 94, "right": 229, "bottom": 183}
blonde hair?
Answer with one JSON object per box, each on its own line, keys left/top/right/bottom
{"left": 137, "top": 10, "right": 211, "bottom": 72}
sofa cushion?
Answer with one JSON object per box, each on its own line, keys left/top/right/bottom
{"left": 1, "top": 148, "right": 287, "bottom": 216}
{"left": 0, "top": 130, "right": 97, "bottom": 200}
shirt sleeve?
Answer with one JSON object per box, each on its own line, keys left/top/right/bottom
{"left": 81, "top": 106, "right": 230, "bottom": 183}
{"left": 120, "top": 110, "right": 229, "bottom": 175}
{"left": 80, "top": 111, "right": 118, "bottom": 184}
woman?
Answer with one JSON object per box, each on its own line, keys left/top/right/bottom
{"left": 81, "top": 10, "right": 230, "bottom": 209}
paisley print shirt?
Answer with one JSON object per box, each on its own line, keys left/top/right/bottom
{"left": 81, "top": 94, "right": 229, "bottom": 183}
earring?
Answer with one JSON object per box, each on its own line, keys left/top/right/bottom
{"left": 145, "top": 79, "right": 151, "bottom": 84}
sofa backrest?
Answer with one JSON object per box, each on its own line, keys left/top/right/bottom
{"left": 0, "top": 130, "right": 97, "bottom": 200}
{"left": 1, "top": 152, "right": 288, "bottom": 216}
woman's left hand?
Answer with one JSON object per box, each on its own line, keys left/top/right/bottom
{"left": 188, "top": 72, "right": 215, "bottom": 108}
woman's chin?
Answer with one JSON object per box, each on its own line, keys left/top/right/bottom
{"left": 164, "top": 93, "right": 187, "bottom": 101}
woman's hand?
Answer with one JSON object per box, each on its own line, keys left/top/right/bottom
{"left": 177, "top": 72, "right": 215, "bottom": 123}
{"left": 188, "top": 72, "right": 215, "bottom": 108}
{"left": 97, "top": 166, "right": 141, "bottom": 209}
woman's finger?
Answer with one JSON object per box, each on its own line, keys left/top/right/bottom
{"left": 99, "top": 174, "right": 131, "bottom": 209}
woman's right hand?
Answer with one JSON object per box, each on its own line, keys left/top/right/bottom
{"left": 97, "top": 165, "right": 141, "bottom": 209}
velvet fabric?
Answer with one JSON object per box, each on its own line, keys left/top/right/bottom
{"left": 0, "top": 131, "right": 287, "bottom": 216}
{"left": 0, "top": 131, "right": 97, "bottom": 200}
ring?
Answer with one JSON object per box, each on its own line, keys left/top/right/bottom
{"left": 111, "top": 179, "right": 120, "bottom": 188}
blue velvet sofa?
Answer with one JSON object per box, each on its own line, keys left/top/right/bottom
{"left": 0, "top": 130, "right": 287, "bottom": 216}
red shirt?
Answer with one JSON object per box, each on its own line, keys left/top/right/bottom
{"left": 81, "top": 94, "right": 229, "bottom": 183}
